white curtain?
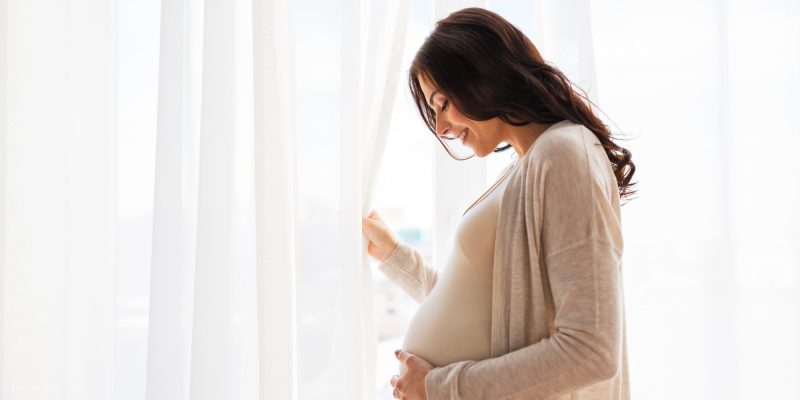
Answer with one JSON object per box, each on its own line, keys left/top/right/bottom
{"left": 590, "top": 0, "right": 800, "bottom": 398}
{"left": 0, "top": 0, "right": 409, "bottom": 399}
{"left": 3, "top": 0, "right": 799, "bottom": 399}
{"left": 1, "top": 1, "right": 117, "bottom": 399}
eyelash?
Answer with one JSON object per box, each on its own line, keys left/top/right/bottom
{"left": 429, "top": 99, "right": 452, "bottom": 138}
{"left": 437, "top": 100, "right": 459, "bottom": 140}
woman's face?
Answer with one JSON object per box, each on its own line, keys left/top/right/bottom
{"left": 418, "top": 74, "right": 506, "bottom": 158}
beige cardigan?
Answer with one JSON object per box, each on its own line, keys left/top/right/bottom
{"left": 378, "top": 120, "right": 629, "bottom": 399}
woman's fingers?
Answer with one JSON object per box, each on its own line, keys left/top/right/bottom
{"left": 362, "top": 209, "right": 400, "bottom": 262}
{"left": 392, "top": 350, "right": 432, "bottom": 400}
{"left": 396, "top": 349, "right": 413, "bottom": 365}
{"left": 370, "top": 209, "right": 384, "bottom": 222}
{"left": 362, "top": 219, "right": 383, "bottom": 242}
{"left": 396, "top": 349, "right": 434, "bottom": 369}
{"left": 362, "top": 211, "right": 381, "bottom": 231}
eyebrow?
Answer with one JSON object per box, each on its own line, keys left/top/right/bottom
{"left": 428, "top": 90, "right": 441, "bottom": 108}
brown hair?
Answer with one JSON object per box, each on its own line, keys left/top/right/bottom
{"left": 409, "top": 7, "right": 636, "bottom": 201}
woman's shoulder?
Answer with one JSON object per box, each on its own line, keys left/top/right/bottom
{"left": 524, "top": 120, "right": 596, "bottom": 167}
{"left": 522, "top": 121, "right": 618, "bottom": 197}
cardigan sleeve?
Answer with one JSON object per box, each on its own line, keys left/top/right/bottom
{"left": 377, "top": 242, "right": 439, "bottom": 304}
{"left": 424, "top": 129, "right": 624, "bottom": 399}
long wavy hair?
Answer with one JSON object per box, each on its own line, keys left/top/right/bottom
{"left": 409, "top": 7, "right": 636, "bottom": 201}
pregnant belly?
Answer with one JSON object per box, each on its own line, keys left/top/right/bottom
{"left": 398, "top": 277, "right": 492, "bottom": 375}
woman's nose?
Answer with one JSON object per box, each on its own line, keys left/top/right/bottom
{"left": 435, "top": 115, "right": 451, "bottom": 138}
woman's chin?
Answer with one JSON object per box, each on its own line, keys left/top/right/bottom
{"left": 472, "top": 147, "right": 489, "bottom": 158}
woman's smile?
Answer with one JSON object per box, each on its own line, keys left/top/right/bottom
{"left": 458, "top": 128, "right": 469, "bottom": 144}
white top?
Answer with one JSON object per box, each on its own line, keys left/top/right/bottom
{"left": 398, "top": 160, "right": 518, "bottom": 374}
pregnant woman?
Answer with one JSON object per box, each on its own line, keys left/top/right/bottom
{"left": 362, "top": 8, "right": 635, "bottom": 400}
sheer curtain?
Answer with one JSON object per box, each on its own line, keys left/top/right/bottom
{"left": 2, "top": 0, "right": 799, "bottom": 399}
{"left": 589, "top": 0, "right": 800, "bottom": 398}
{"left": 0, "top": 0, "right": 409, "bottom": 399}
{"left": 1, "top": 1, "right": 117, "bottom": 399}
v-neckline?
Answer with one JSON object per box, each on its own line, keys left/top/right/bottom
{"left": 461, "top": 160, "right": 518, "bottom": 217}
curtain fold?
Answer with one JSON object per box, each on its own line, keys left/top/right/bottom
{"left": 146, "top": 0, "right": 202, "bottom": 399}
{"left": 532, "top": 0, "right": 599, "bottom": 102}
{"left": 0, "top": 0, "right": 5, "bottom": 389}
{"left": 146, "top": 0, "right": 410, "bottom": 399}
{"left": 188, "top": 0, "right": 261, "bottom": 398}
{"left": 253, "top": 0, "right": 297, "bottom": 399}
{"left": 1, "top": 1, "right": 117, "bottom": 399}
{"left": 331, "top": 1, "right": 410, "bottom": 398}
{"left": 590, "top": 0, "right": 800, "bottom": 398}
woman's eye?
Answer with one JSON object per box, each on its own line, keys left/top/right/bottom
{"left": 441, "top": 100, "right": 449, "bottom": 112}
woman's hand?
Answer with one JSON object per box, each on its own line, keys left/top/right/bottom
{"left": 390, "top": 349, "right": 433, "bottom": 399}
{"left": 361, "top": 209, "right": 400, "bottom": 262}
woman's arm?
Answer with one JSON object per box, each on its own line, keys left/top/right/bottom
{"left": 363, "top": 209, "right": 439, "bottom": 303}
{"left": 378, "top": 242, "right": 439, "bottom": 304}
{"left": 423, "top": 238, "right": 623, "bottom": 399}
